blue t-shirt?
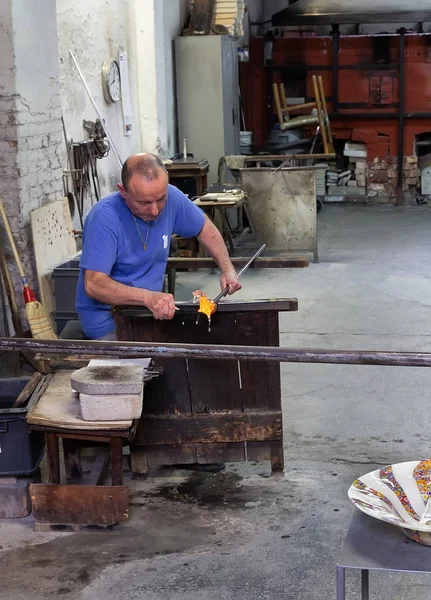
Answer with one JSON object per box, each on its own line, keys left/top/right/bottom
{"left": 76, "top": 185, "right": 205, "bottom": 339}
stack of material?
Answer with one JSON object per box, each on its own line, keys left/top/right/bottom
{"left": 71, "top": 364, "right": 145, "bottom": 422}
{"left": 212, "top": 0, "right": 245, "bottom": 36}
{"left": 344, "top": 142, "right": 367, "bottom": 192}
{"left": 325, "top": 142, "right": 367, "bottom": 197}
{"left": 315, "top": 163, "right": 328, "bottom": 196}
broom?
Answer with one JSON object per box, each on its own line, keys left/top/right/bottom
{"left": 0, "top": 200, "right": 58, "bottom": 339}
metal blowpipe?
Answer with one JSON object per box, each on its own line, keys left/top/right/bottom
{"left": 213, "top": 243, "right": 267, "bottom": 304}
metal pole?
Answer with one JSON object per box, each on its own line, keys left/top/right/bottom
{"left": 361, "top": 570, "right": 369, "bottom": 600}
{"left": 332, "top": 25, "right": 340, "bottom": 115}
{"left": 336, "top": 567, "right": 346, "bottom": 600}
{"left": 69, "top": 50, "right": 123, "bottom": 169}
{"left": 396, "top": 30, "right": 406, "bottom": 203}
{"left": 4, "top": 337, "right": 431, "bottom": 368}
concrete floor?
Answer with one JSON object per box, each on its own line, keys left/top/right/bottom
{"left": 2, "top": 204, "right": 431, "bottom": 599}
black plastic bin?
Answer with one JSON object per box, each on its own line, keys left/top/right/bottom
{"left": 0, "top": 377, "right": 45, "bottom": 476}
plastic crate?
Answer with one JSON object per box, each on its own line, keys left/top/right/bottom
{"left": 0, "top": 377, "right": 45, "bottom": 476}
{"left": 52, "top": 257, "right": 80, "bottom": 315}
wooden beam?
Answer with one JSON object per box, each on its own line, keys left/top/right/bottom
{"left": 167, "top": 257, "right": 309, "bottom": 269}
{"left": 281, "top": 102, "right": 317, "bottom": 113}
{"left": 12, "top": 372, "right": 42, "bottom": 408}
{"left": 30, "top": 484, "right": 129, "bottom": 526}
{"left": 114, "top": 298, "right": 298, "bottom": 317}
{"left": 242, "top": 154, "right": 335, "bottom": 162}
{"left": 133, "top": 411, "right": 282, "bottom": 446}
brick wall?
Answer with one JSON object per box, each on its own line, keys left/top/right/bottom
{"left": 366, "top": 156, "right": 420, "bottom": 203}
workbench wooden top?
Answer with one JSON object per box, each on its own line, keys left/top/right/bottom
{"left": 113, "top": 297, "right": 298, "bottom": 317}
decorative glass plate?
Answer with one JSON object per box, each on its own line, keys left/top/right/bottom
{"left": 348, "top": 460, "right": 431, "bottom": 546}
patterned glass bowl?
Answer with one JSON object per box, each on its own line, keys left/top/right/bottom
{"left": 348, "top": 460, "right": 431, "bottom": 546}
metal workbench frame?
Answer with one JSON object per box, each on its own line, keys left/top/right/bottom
{"left": 337, "top": 511, "right": 431, "bottom": 600}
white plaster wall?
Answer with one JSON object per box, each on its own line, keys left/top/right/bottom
{"left": 134, "top": 0, "right": 188, "bottom": 158}
{"left": 56, "top": 0, "right": 142, "bottom": 198}
{"left": 0, "top": 0, "right": 64, "bottom": 330}
{"left": 133, "top": 0, "right": 159, "bottom": 155}
{"left": 57, "top": 0, "right": 188, "bottom": 202}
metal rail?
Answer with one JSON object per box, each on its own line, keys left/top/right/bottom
{"left": 2, "top": 337, "right": 431, "bottom": 368}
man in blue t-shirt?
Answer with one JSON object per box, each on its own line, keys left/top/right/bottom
{"left": 76, "top": 153, "right": 241, "bottom": 339}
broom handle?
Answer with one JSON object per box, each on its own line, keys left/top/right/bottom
{"left": 0, "top": 200, "right": 27, "bottom": 282}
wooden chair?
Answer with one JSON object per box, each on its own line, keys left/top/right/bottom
{"left": 273, "top": 75, "right": 334, "bottom": 155}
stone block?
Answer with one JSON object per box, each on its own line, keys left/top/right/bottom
{"left": 344, "top": 142, "right": 367, "bottom": 158}
{"left": 406, "top": 156, "right": 418, "bottom": 164}
{"left": 348, "top": 180, "right": 358, "bottom": 187}
{"left": 80, "top": 389, "right": 144, "bottom": 421}
{"left": 71, "top": 365, "right": 144, "bottom": 395}
{"left": 388, "top": 169, "right": 397, "bottom": 178}
{"left": 0, "top": 477, "right": 31, "bottom": 518}
{"left": 406, "top": 177, "right": 418, "bottom": 186}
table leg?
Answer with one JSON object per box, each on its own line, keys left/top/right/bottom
{"left": 167, "top": 267, "right": 176, "bottom": 295}
{"left": 220, "top": 209, "right": 235, "bottom": 252}
{"left": 111, "top": 438, "right": 123, "bottom": 486}
{"left": 336, "top": 567, "right": 346, "bottom": 600}
{"left": 46, "top": 433, "right": 60, "bottom": 484}
{"left": 270, "top": 440, "right": 284, "bottom": 473}
{"left": 361, "top": 570, "right": 369, "bottom": 600}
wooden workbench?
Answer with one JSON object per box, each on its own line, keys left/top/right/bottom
{"left": 165, "top": 157, "right": 209, "bottom": 197}
{"left": 27, "top": 372, "right": 132, "bottom": 528}
{"left": 113, "top": 298, "right": 298, "bottom": 475}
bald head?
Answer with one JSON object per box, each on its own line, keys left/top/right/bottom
{"left": 121, "top": 153, "right": 167, "bottom": 191}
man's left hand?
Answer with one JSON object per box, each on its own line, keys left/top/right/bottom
{"left": 220, "top": 270, "right": 242, "bottom": 296}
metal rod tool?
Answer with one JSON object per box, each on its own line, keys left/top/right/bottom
{"left": 212, "top": 243, "right": 266, "bottom": 304}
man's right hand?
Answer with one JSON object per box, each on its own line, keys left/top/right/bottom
{"left": 145, "top": 291, "right": 176, "bottom": 320}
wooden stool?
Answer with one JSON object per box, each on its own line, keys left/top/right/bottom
{"left": 27, "top": 371, "right": 135, "bottom": 530}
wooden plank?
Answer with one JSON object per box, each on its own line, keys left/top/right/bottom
{"left": 11, "top": 372, "right": 42, "bottom": 408}
{"left": 234, "top": 313, "right": 273, "bottom": 411}
{"left": 196, "top": 442, "right": 245, "bottom": 463}
{"left": 130, "top": 317, "right": 191, "bottom": 415}
{"left": 132, "top": 445, "right": 197, "bottom": 470}
{"left": 242, "top": 154, "right": 335, "bottom": 161}
{"left": 30, "top": 199, "right": 76, "bottom": 330}
{"left": 134, "top": 412, "right": 282, "bottom": 446}
{"left": 265, "top": 313, "right": 282, "bottom": 411}
{"left": 131, "top": 443, "right": 246, "bottom": 468}
{"left": 247, "top": 442, "right": 271, "bottom": 462}
{"left": 30, "top": 484, "right": 129, "bottom": 525}
{"left": 186, "top": 314, "right": 242, "bottom": 413}
{"left": 166, "top": 257, "right": 309, "bottom": 269}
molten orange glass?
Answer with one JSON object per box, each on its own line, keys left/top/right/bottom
{"left": 193, "top": 290, "right": 217, "bottom": 330}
